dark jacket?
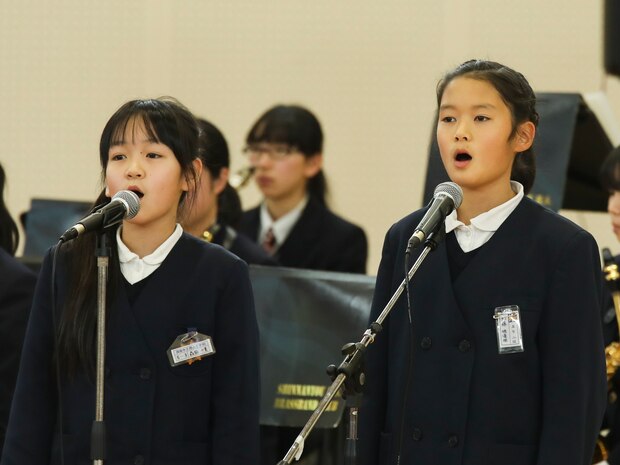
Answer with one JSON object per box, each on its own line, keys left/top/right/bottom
{"left": 0, "top": 234, "right": 260, "bottom": 465}
{"left": 0, "top": 249, "right": 37, "bottom": 455}
{"left": 211, "top": 223, "right": 278, "bottom": 266}
{"left": 359, "top": 197, "right": 607, "bottom": 465}
{"left": 239, "top": 198, "right": 367, "bottom": 273}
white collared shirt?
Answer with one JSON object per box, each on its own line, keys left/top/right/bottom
{"left": 259, "top": 195, "right": 309, "bottom": 251}
{"left": 116, "top": 224, "right": 183, "bottom": 284}
{"left": 444, "top": 181, "right": 524, "bottom": 253}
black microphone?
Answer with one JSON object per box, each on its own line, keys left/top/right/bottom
{"left": 406, "top": 182, "right": 463, "bottom": 253}
{"left": 59, "top": 190, "right": 140, "bottom": 243}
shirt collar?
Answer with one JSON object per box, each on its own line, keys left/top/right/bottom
{"left": 117, "top": 223, "right": 184, "bottom": 266}
{"left": 260, "top": 195, "right": 309, "bottom": 245}
{"left": 445, "top": 181, "right": 524, "bottom": 233}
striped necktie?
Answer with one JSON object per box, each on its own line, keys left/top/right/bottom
{"left": 262, "top": 227, "right": 276, "bottom": 255}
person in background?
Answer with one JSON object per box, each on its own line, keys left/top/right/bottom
{"left": 1, "top": 98, "right": 260, "bottom": 465}
{"left": 0, "top": 162, "right": 37, "bottom": 456}
{"left": 239, "top": 105, "right": 368, "bottom": 464}
{"left": 359, "top": 59, "right": 606, "bottom": 465}
{"left": 596, "top": 145, "right": 620, "bottom": 465}
{"left": 239, "top": 104, "right": 367, "bottom": 273}
{"left": 183, "top": 117, "right": 276, "bottom": 265}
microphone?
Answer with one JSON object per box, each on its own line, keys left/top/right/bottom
{"left": 406, "top": 182, "right": 463, "bottom": 253}
{"left": 59, "top": 190, "right": 140, "bottom": 243}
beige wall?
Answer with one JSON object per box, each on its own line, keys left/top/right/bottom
{"left": 1, "top": 0, "right": 620, "bottom": 273}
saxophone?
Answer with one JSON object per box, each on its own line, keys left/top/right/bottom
{"left": 603, "top": 247, "right": 620, "bottom": 380}
{"left": 593, "top": 248, "right": 620, "bottom": 463}
{"left": 229, "top": 166, "right": 255, "bottom": 190}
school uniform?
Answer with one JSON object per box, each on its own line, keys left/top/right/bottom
{"left": 358, "top": 195, "right": 607, "bottom": 465}
{"left": 210, "top": 223, "right": 278, "bottom": 266}
{"left": 0, "top": 249, "right": 37, "bottom": 455}
{"left": 240, "top": 197, "right": 367, "bottom": 465}
{"left": 239, "top": 196, "right": 367, "bottom": 274}
{"left": 0, "top": 232, "right": 260, "bottom": 465}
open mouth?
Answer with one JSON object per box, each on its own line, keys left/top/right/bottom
{"left": 128, "top": 187, "right": 144, "bottom": 198}
{"left": 455, "top": 152, "right": 472, "bottom": 162}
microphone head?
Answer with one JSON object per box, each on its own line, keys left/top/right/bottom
{"left": 434, "top": 182, "right": 463, "bottom": 209}
{"left": 112, "top": 190, "right": 141, "bottom": 219}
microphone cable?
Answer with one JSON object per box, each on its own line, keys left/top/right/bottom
{"left": 395, "top": 236, "right": 417, "bottom": 465}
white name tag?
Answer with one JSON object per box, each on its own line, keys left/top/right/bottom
{"left": 493, "top": 305, "right": 524, "bottom": 354}
{"left": 167, "top": 331, "right": 216, "bottom": 367}
{"left": 171, "top": 338, "right": 214, "bottom": 364}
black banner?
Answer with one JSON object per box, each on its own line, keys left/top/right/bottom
{"left": 249, "top": 265, "right": 374, "bottom": 428}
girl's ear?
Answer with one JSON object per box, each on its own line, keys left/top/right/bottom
{"left": 514, "top": 121, "right": 536, "bottom": 153}
{"left": 303, "top": 153, "right": 323, "bottom": 178}
{"left": 183, "top": 158, "right": 203, "bottom": 192}
{"left": 104, "top": 185, "right": 111, "bottom": 198}
{"left": 213, "top": 167, "right": 230, "bottom": 196}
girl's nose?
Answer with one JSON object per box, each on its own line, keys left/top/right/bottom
{"left": 126, "top": 164, "right": 144, "bottom": 178}
{"left": 454, "top": 122, "right": 470, "bottom": 142}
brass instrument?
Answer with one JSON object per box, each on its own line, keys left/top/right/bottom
{"left": 229, "top": 166, "right": 255, "bottom": 190}
{"left": 603, "top": 247, "right": 620, "bottom": 381}
{"left": 199, "top": 166, "right": 254, "bottom": 245}
{"left": 593, "top": 247, "right": 620, "bottom": 463}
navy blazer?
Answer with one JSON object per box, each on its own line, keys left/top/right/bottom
{"left": 359, "top": 197, "right": 607, "bottom": 465}
{"left": 239, "top": 198, "right": 367, "bottom": 273}
{"left": 0, "top": 249, "right": 37, "bottom": 455}
{"left": 1, "top": 234, "right": 260, "bottom": 465}
{"left": 211, "top": 223, "right": 277, "bottom": 266}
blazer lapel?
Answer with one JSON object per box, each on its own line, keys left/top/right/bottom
{"left": 276, "top": 200, "right": 322, "bottom": 266}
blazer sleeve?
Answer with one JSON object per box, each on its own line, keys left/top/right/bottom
{"left": 342, "top": 225, "right": 368, "bottom": 274}
{"left": 535, "top": 230, "right": 607, "bottom": 465}
{"left": 0, "top": 258, "right": 36, "bottom": 455}
{"left": 1, "top": 250, "right": 58, "bottom": 465}
{"left": 358, "top": 225, "right": 396, "bottom": 465}
{"left": 210, "top": 258, "right": 260, "bottom": 465}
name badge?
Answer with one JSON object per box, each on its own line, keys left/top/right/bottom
{"left": 493, "top": 305, "right": 524, "bottom": 354}
{"left": 167, "top": 330, "right": 216, "bottom": 367}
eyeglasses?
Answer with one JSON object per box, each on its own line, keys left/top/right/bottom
{"left": 242, "top": 144, "right": 298, "bottom": 162}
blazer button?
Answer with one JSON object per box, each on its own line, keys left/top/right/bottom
{"left": 412, "top": 428, "right": 423, "bottom": 441}
{"left": 610, "top": 391, "right": 618, "bottom": 404}
{"left": 448, "top": 435, "right": 459, "bottom": 447}
{"left": 139, "top": 368, "right": 151, "bottom": 380}
{"left": 133, "top": 455, "right": 145, "bottom": 465}
{"left": 458, "top": 340, "right": 471, "bottom": 352}
{"left": 420, "top": 337, "right": 432, "bottom": 350}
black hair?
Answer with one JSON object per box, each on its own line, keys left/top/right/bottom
{"left": 246, "top": 104, "right": 328, "bottom": 206}
{"left": 0, "top": 162, "right": 19, "bottom": 255}
{"left": 600, "top": 145, "right": 620, "bottom": 192}
{"left": 436, "top": 59, "right": 540, "bottom": 194}
{"left": 196, "top": 118, "right": 242, "bottom": 228}
{"left": 58, "top": 97, "right": 200, "bottom": 378}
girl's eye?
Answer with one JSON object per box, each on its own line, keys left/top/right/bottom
{"left": 110, "top": 154, "right": 125, "bottom": 161}
{"left": 440, "top": 116, "right": 455, "bottom": 123}
{"left": 474, "top": 115, "right": 490, "bottom": 122}
{"left": 146, "top": 152, "right": 162, "bottom": 159}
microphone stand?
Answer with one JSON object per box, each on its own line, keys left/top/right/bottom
{"left": 91, "top": 231, "right": 109, "bottom": 464}
{"left": 276, "top": 228, "right": 445, "bottom": 465}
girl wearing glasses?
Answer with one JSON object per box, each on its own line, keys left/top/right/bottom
{"left": 239, "top": 104, "right": 368, "bottom": 274}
